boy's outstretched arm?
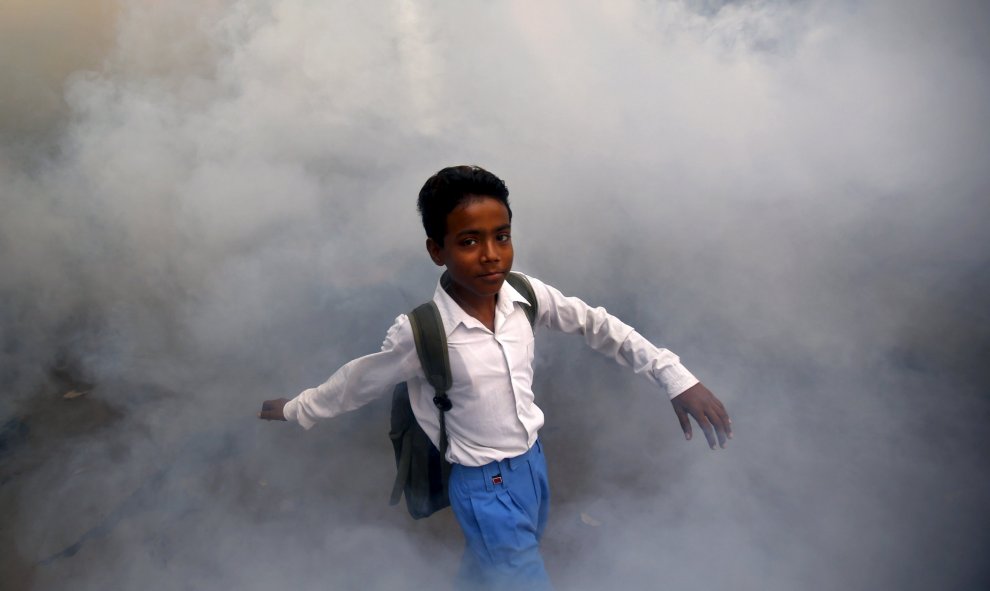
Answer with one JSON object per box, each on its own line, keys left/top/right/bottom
{"left": 255, "top": 313, "right": 422, "bottom": 428}
{"left": 520, "top": 273, "right": 733, "bottom": 450}
{"left": 671, "top": 383, "right": 732, "bottom": 449}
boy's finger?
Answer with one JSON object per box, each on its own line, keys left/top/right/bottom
{"left": 709, "top": 412, "right": 728, "bottom": 448}
{"left": 715, "top": 398, "right": 730, "bottom": 418}
{"left": 695, "top": 414, "right": 717, "bottom": 449}
{"left": 718, "top": 408, "right": 733, "bottom": 439}
{"left": 712, "top": 407, "right": 732, "bottom": 440}
{"left": 674, "top": 405, "right": 692, "bottom": 440}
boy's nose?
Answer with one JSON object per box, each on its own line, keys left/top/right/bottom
{"left": 481, "top": 240, "right": 500, "bottom": 262}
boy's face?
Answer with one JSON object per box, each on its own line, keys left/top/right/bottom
{"left": 426, "top": 195, "right": 513, "bottom": 306}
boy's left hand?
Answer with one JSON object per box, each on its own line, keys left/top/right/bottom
{"left": 671, "top": 383, "right": 732, "bottom": 449}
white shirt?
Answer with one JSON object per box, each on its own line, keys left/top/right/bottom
{"left": 283, "top": 273, "right": 698, "bottom": 467}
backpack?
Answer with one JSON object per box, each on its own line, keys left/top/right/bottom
{"left": 388, "top": 272, "right": 538, "bottom": 519}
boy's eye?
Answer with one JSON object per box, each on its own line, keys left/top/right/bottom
{"left": 461, "top": 238, "right": 478, "bottom": 246}
{"left": 497, "top": 233, "right": 511, "bottom": 243}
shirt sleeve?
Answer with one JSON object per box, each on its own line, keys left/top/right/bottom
{"left": 524, "top": 274, "right": 699, "bottom": 399}
{"left": 283, "top": 314, "right": 422, "bottom": 429}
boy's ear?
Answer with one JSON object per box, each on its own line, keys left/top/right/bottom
{"left": 426, "top": 238, "right": 445, "bottom": 267}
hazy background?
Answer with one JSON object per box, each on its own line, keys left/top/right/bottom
{"left": 2, "top": 0, "right": 988, "bottom": 589}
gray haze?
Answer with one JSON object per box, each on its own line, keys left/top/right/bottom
{"left": 2, "top": 0, "right": 988, "bottom": 589}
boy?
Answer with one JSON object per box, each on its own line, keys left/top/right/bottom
{"left": 258, "top": 165, "right": 732, "bottom": 589}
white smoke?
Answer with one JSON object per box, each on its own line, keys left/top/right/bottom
{"left": 2, "top": 1, "right": 988, "bottom": 589}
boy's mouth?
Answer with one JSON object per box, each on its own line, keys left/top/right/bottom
{"left": 478, "top": 271, "right": 506, "bottom": 280}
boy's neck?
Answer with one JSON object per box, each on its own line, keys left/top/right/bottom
{"left": 446, "top": 285, "right": 498, "bottom": 331}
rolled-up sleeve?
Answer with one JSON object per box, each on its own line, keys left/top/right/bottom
{"left": 283, "top": 314, "right": 421, "bottom": 429}
{"left": 525, "top": 274, "right": 698, "bottom": 399}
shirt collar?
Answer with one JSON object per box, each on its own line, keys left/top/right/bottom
{"left": 432, "top": 271, "right": 529, "bottom": 335}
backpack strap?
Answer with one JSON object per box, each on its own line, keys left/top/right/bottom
{"left": 407, "top": 302, "right": 453, "bottom": 472}
{"left": 506, "top": 272, "right": 538, "bottom": 328}
{"left": 408, "top": 302, "right": 452, "bottom": 399}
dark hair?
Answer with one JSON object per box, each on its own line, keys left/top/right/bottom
{"left": 418, "top": 165, "right": 512, "bottom": 245}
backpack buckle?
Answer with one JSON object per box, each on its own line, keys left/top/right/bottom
{"left": 433, "top": 394, "right": 452, "bottom": 412}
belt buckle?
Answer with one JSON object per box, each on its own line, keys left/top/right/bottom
{"left": 491, "top": 473, "right": 503, "bottom": 485}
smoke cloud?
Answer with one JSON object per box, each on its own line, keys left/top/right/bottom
{"left": 2, "top": 0, "right": 988, "bottom": 589}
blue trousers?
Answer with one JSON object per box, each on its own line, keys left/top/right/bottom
{"left": 449, "top": 440, "right": 552, "bottom": 590}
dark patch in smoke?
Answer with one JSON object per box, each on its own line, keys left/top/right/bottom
{"left": 2, "top": 0, "right": 989, "bottom": 589}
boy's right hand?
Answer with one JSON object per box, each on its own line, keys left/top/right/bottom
{"left": 258, "top": 398, "right": 288, "bottom": 421}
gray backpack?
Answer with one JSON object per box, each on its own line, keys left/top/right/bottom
{"left": 388, "top": 272, "right": 537, "bottom": 518}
